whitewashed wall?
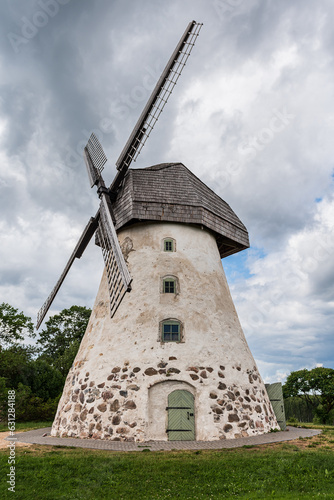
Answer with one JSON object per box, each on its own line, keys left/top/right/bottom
{"left": 52, "top": 222, "right": 278, "bottom": 441}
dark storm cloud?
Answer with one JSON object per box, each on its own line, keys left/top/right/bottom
{"left": 2, "top": 1, "right": 109, "bottom": 150}
{"left": 1, "top": 0, "right": 183, "bottom": 184}
{"left": 0, "top": 0, "right": 333, "bottom": 380}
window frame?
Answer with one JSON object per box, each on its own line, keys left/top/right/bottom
{"left": 163, "top": 279, "right": 176, "bottom": 294}
{"left": 160, "top": 275, "right": 179, "bottom": 295}
{"left": 162, "top": 237, "right": 176, "bottom": 252}
{"left": 159, "top": 319, "right": 184, "bottom": 343}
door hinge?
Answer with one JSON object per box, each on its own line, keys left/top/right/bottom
{"left": 166, "top": 429, "right": 192, "bottom": 432}
{"left": 165, "top": 406, "right": 191, "bottom": 410}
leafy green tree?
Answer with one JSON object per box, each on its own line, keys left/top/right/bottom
{"left": 283, "top": 367, "right": 334, "bottom": 424}
{"left": 0, "top": 303, "right": 34, "bottom": 347}
{"left": 0, "top": 344, "right": 35, "bottom": 388}
{"left": 0, "top": 348, "right": 63, "bottom": 396}
{"left": 0, "top": 375, "right": 61, "bottom": 423}
{"left": 52, "top": 338, "right": 82, "bottom": 378}
{"left": 27, "top": 359, "right": 64, "bottom": 400}
{"left": 0, "top": 303, "right": 90, "bottom": 422}
{"left": 0, "top": 304, "right": 36, "bottom": 388}
{"left": 11, "top": 383, "right": 60, "bottom": 422}
{"left": 37, "top": 305, "right": 91, "bottom": 376}
{"left": 0, "top": 376, "right": 8, "bottom": 421}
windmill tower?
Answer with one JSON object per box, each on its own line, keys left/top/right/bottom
{"left": 38, "top": 21, "right": 279, "bottom": 441}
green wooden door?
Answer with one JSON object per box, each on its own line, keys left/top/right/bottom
{"left": 167, "top": 390, "right": 195, "bottom": 441}
{"left": 265, "top": 382, "right": 286, "bottom": 430}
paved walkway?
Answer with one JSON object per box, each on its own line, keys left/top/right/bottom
{"left": 8, "top": 426, "right": 321, "bottom": 452}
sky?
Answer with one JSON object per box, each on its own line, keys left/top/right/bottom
{"left": 1, "top": 0, "right": 333, "bottom": 383}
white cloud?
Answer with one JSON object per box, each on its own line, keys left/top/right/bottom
{"left": 228, "top": 195, "right": 334, "bottom": 380}
{"left": 0, "top": 0, "right": 333, "bottom": 380}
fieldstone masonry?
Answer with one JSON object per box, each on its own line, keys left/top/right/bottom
{"left": 53, "top": 360, "right": 276, "bottom": 441}
{"left": 52, "top": 221, "right": 279, "bottom": 441}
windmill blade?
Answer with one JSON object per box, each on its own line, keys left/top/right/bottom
{"left": 110, "top": 20, "right": 203, "bottom": 194}
{"left": 84, "top": 133, "right": 108, "bottom": 188}
{"left": 98, "top": 196, "right": 132, "bottom": 317}
{"left": 36, "top": 214, "right": 99, "bottom": 329}
{"left": 83, "top": 132, "right": 132, "bottom": 317}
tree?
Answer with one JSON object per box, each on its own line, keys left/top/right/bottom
{"left": 27, "top": 359, "right": 64, "bottom": 401}
{"left": 0, "top": 303, "right": 90, "bottom": 422}
{"left": 0, "top": 344, "right": 35, "bottom": 388}
{"left": 6, "top": 383, "right": 60, "bottom": 422}
{"left": 37, "top": 305, "right": 91, "bottom": 376}
{"left": 283, "top": 367, "right": 334, "bottom": 424}
{"left": 0, "top": 303, "right": 34, "bottom": 347}
{"left": 0, "top": 377, "right": 8, "bottom": 421}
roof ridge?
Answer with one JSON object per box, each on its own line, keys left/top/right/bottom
{"left": 130, "top": 162, "right": 184, "bottom": 172}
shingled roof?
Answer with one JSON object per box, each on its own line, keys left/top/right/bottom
{"left": 112, "top": 163, "right": 249, "bottom": 258}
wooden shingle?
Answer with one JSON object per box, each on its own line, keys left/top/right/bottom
{"left": 112, "top": 163, "right": 249, "bottom": 258}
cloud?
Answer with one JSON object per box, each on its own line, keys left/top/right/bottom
{"left": 0, "top": 0, "right": 333, "bottom": 381}
{"left": 225, "top": 195, "right": 334, "bottom": 381}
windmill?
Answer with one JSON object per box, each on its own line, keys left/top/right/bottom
{"left": 37, "top": 20, "right": 203, "bottom": 329}
{"left": 40, "top": 21, "right": 280, "bottom": 442}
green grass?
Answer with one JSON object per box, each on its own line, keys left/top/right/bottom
{"left": 287, "top": 421, "right": 334, "bottom": 432}
{"left": 0, "top": 424, "right": 334, "bottom": 499}
{"left": 0, "top": 421, "right": 53, "bottom": 432}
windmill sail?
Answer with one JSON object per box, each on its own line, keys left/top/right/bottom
{"left": 36, "top": 20, "right": 202, "bottom": 328}
{"left": 84, "top": 133, "right": 108, "bottom": 188}
{"left": 36, "top": 214, "right": 99, "bottom": 329}
{"left": 110, "top": 20, "right": 203, "bottom": 194}
{"left": 84, "top": 132, "right": 133, "bottom": 316}
{"left": 98, "top": 197, "right": 132, "bottom": 317}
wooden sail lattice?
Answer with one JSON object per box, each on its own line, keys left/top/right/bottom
{"left": 112, "top": 20, "right": 203, "bottom": 191}
{"left": 36, "top": 20, "right": 202, "bottom": 328}
{"left": 36, "top": 215, "right": 99, "bottom": 329}
{"left": 86, "top": 133, "right": 107, "bottom": 175}
{"left": 98, "top": 199, "right": 132, "bottom": 317}
{"left": 84, "top": 133, "right": 108, "bottom": 188}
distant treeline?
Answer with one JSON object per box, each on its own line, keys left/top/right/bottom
{"left": 0, "top": 303, "right": 91, "bottom": 423}
{"left": 284, "top": 397, "right": 316, "bottom": 423}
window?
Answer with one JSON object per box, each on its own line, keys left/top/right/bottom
{"left": 163, "top": 238, "right": 175, "bottom": 252}
{"left": 161, "top": 275, "right": 179, "bottom": 295}
{"left": 165, "top": 240, "right": 173, "bottom": 252}
{"left": 159, "top": 319, "right": 184, "bottom": 343}
{"left": 162, "top": 320, "right": 181, "bottom": 342}
{"left": 163, "top": 278, "right": 175, "bottom": 294}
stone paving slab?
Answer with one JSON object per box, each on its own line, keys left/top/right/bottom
{"left": 7, "top": 426, "right": 321, "bottom": 452}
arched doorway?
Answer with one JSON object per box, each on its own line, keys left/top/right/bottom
{"left": 147, "top": 381, "right": 196, "bottom": 441}
{"left": 167, "top": 390, "right": 195, "bottom": 441}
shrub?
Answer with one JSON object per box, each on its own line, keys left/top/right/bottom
{"left": 15, "top": 383, "right": 60, "bottom": 421}
{"left": 0, "top": 382, "right": 59, "bottom": 423}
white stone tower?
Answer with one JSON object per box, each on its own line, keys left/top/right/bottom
{"left": 51, "top": 163, "right": 278, "bottom": 441}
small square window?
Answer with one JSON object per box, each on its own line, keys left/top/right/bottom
{"left": 164, "top": 239, "right": 174, "bottom": 252}
{"left": 163, "top": 280, "right": 175, "bottom": 294}
{"left": 162, "top": 321, "right": 180, "bottom": 342}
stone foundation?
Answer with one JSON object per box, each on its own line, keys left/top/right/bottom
{"left": 52, "top": 360, "right": 277, "bottom": 441}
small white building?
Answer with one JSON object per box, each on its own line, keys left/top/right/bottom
{"left": 52, "top": 163, "right": 278, "bottom": 441}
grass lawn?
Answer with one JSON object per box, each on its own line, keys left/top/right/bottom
{"left": 0, "top": 421, "right": 53, "bottom": 433}
{"left": 0, "top": 423, "right": 334, "bottom": 499}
